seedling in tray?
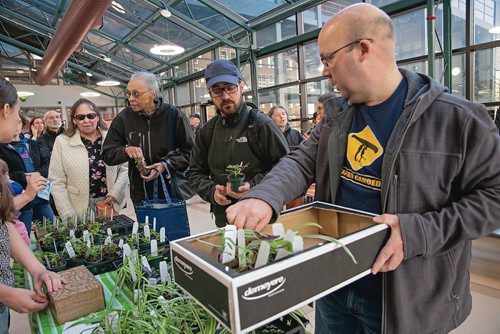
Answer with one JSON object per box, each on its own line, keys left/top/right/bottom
{"left": 199, "top": 223, "right": 357, "bottom": 272}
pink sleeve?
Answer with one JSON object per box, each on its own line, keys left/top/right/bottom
{"left": 13, "top": 219, "right": 30, "bottom": 245}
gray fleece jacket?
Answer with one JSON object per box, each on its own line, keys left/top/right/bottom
{"left": 244, "top": 69, "right": 500, "bottom": 333}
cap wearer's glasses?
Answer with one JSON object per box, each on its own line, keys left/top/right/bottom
{"left": 321, "top": 38, "right": 373, "bottom": 67}
{"left": 209, "top": 84, "right": 239, "bottom": 98}
{"left": 126, "top": 89, "right": 152, "bottom": 98}
{"left": 73, "top": 113, "right": 98, "bottom": 121}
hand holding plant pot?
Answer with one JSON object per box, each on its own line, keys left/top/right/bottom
{"left": 225, "top": 162, "right": 249, "bottom": 194}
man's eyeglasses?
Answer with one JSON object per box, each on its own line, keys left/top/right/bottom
{"left": 73, "top": 113, "right": 98, "bottom": 121}
{"left": 126, "top": 89, "right": 152, "bottom": 98}
{"left": 320, "top": 38, "right": 373, "bottom": 67}
{"left": 209, "top": 84, "right": 239, "bottom": 98}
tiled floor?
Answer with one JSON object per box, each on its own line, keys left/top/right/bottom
{"left": 9, "top": 196, "right": 500, "bottom": 333}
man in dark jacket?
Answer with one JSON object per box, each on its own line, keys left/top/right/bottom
{"left": 187, "top": 60, "right": 289, "bottom": 227}
{"left": 226, "top": 4, "right": 500, "bottom": 334}
{"left": 38, "top": 110, "right": 64, "bottom": 155}
{"left": 102, "top": 71, "right": 194, "bottom": 207}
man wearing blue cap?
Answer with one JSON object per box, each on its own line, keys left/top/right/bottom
{"left": 187, "top": 59, "right": 289, "bottom": 227}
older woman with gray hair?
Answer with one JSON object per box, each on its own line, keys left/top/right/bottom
{"left": 268, "top": 105, "right": 302, "bottom": 149}
{"left": 102, "top": 72, "right": 194, "bottom": 208}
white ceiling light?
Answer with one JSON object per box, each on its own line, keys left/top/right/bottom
{"left": 97, "top": 80, "right": 120, "bottom": 86}
{"left": 86, "top": 72, "right": 93, "bottom": 77}
{"left": 451, "top": 67, "right": 461, "bottom": 76}
{"left": 111, "top": 1, "right": 125, "bottom": 14}
{"left": 80, "top": 92, "right": 101, "bottom": 97}
{"left": 17, "top": 91, "right": 35, "bottom": 97}
{"left": 160, "top": 8, "right": 172, "bottom": 18}
{"left": 489, "top": 26, "right": 500, "bottom": 34}
{"left": 150, "top": 44, "right": 185, "bottom": 56}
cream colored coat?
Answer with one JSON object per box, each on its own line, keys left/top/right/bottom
{"left": 49, "top": 129, "right": 128, "bottom": 218}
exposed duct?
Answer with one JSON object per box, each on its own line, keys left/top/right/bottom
{"left": 33, "top": 0, "right": 113, "bottom": 85}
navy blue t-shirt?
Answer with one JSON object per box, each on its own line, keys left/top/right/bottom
{"left": 335, "top": 77, "right": 408, "bottom": 297}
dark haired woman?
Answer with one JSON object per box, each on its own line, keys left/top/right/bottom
{"left": 49, "top": 98, "right": 128, "bottom": 218}
{"left": 0, "top": 76, "right": 65, "bottom": 333}
{"left": 28, "top": 116, "right": 44, "bottom": 140}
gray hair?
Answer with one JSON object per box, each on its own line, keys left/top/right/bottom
{"left": 130, "top": 72, "right": 160, "bottom": 93}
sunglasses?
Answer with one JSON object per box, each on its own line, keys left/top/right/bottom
{"left": 73, "top": 113, "right": 98, "bottom": 121}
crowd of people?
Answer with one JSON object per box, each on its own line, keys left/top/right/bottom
{"left": 1, "top": 3, "right": 500, "bottom": 333}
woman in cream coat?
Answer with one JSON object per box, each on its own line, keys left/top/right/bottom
{"left": 49, "top": 98, "right": 128, "bottom": 218}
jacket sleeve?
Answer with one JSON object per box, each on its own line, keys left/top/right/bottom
{"left": 247, "top": 117, "right": 290, "bottom": 187}
{"left": 186, "top": 123, "right": 217, "bottom": 204}
{"left": 48, "top": 137, "right": 76, "bottom": 218}
{"left": 399, "top": 104, "right": 500, "bottom": 259}
{"left": 35, "top": 141, "right": 50, "bottom": 177}
{"left": 163, "top": 107, "right": 195, "bottom": 172}
{"left": 102, "top": 115, "right": 129, "bottom": 166}
{"left": 107, "top": 162, "right": 129, "bottom": 211}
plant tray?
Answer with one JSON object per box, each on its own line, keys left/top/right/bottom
{"left": 102, "top": 214, "right": 135, "bottom": 236}
{"left": 171, "top": 201, "right": 389, "bottom": 333}
{"left": 48, "top": 265, "right": 105, "bottom": 325}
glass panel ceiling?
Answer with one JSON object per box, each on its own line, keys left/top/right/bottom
{"left": 217, "top": 0, "right": 287, "bottom": 20}
{"left": 173, "top": 0, "right": 238, "bottom": 35}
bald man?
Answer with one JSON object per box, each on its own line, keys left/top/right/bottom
{"left": 226, "top": 3, "right": 500, "bottom": 333}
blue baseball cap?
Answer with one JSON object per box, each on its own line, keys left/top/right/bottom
{"left": 205, "top": 59, "right": 242, "bottom": 89}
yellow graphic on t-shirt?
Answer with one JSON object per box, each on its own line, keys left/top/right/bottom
{"left": 346, "top": 126, "right": 383, "bottom": 171}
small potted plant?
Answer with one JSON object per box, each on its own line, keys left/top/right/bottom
{"left": 226, "top": 162, "right": 248, "bottom": 193}
{"left": 39, "top": 232, "right": 56, "bottom": 252}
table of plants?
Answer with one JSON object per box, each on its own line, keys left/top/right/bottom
{"left": 19, "top": 213, "right": 309, "bottom": 334}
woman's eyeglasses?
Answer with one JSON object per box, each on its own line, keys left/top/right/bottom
{"left": 73, "top": 113, "right": 98, "bottom": 121}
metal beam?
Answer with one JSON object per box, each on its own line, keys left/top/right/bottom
{"left": 426, "top": 0, "right": 435, "bottom": 79}
{"left": 196, "top": 0, "right": 252, "bottom": 32}
{"left": 248, "top": 0, "right": 322, "bottom": 31}
{"left": 51, "top": 0, "right": 67, "bottom": 28}
{"left": 443, "top": 0, "right": 452, "bottom": 89}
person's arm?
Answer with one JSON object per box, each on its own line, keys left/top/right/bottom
{"left": 48, "top": 138, "right": 76, "bottom": 218}
{"left": 106, "top": 162, "right": 129, "bottom": 210}
{"left": 186, "top": 124, "right": 218, "bottom": 205}
{"left": 102, "top": 114, "right": 129, "bottom": 166}
{"left": 0, "top": 222, "right": 66, "bottom": 313}
{"left": 13, "top": 174, "right": 45, "bottom": 210}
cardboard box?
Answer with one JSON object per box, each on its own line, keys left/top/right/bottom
{"left": 48, "top": 265, "right": 105, "bottom": 325}
{"left": 171, "top": 202, "right": 389, "bottom": 333}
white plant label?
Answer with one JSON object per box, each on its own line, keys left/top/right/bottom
{"left": 272, "top": 223, "right": 285, "bottom": 237}
{"left": 132, "top": 222, "right": 139, "bottom": 235}
{"left": 144, "top": 225, "right": 150, "bottom": 240}
{"left": 90, "top": 210, "right": 95, "bottom": 223}
{"left": 142, "top": 256, "right": 151, "bottom": 272}
{"left": 237, "top": 229, "right": 246, "bottom": 268}
{"left": 69, "top": 229, "right": 75, "bottom": 238}
{"left": 292, "top": 235, "right": 304, "bottom": 253}
{"left": 107, "top": 228, "right": 112, "bottom": 236}
{"left": 275, "top": 248, "right": 291, "bottom": 261}
{"left": 159, "top": 228, "right": 166, "bottom": 242}
{"left": 159, "top": 261, "right": 170, "bottom": 283}
{"left": 104, "top": 236, "right": 112, "bottom": 245}
{"left": 129, "top": 259, "right": 137, "bottom": 282}
{"left": 150, "top": 239, "right": 158, "bottom": 255}
{"left": 65, "top": 242, "right": 76, "bottom": 258}
{"left": 86, "top": 239, "right": 92, "bottom": 248}
{"left": 255, "top": 241, "right": 271, "bottom": 268}
{"left": 284, "top": 229, "right": 296, "bottom": 243}
{"left": 122, "top": 244, "right": 132, "bottom": 262}
{"left": 145, "top": 215, "right": 149, "bottom": 226}
{"left": 222, "top": 225, "right": 237, "bottom": 264}
{"left": 153, "top": 217, "right": 157, "bottom": 231}
{"left": 82, "top": 230, "right": 90, "bottom": 242}
{"left": 118, "top": 239, "right": 124, "bottom": 249}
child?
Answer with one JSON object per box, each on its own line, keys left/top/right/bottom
{"left": 0, "top": 76, "right": 66, "bottom": 333}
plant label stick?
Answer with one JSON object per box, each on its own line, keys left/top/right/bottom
{"left": 73, "top": 214, "right": 78, "bottom": 227}
{"left": 69, "top": 229, "right": 75, "bottom": 239}
{"left": 62, "top": 217, "right": 67, "bottom": 228}
{"left": 107, "top": 228, "right": 112, "bottom": 236}
{"left": 118, "top": 239, "right": 124, "bottom": 249}
{"left": 83, "top": 230, "right": 90, "bottom": 242}
{"left": 86, "top": 239, "right": 92, "bottom": 248}
{"left": 255, "top": 241, "right": 271, "bottom": 268}
{"left": 144, "top": 225, "right": 150, "bottom": 240}
{"left": 159, "top": 228, "right": 166, "bottom": 242}
{"left": 159, "top": 261, "right": 171, "bottom": 283}
{"left": 272, "top": 223, "right": 285, "bottom": 237}
{"left": 222, "top": 225, "right": 237, "bottom": 264}
{"left": 122, "top": 244, "right": 132, "bottom": 262}
{"left": 132, "top": 222, "right": 139, "bottom": 235}
{"left": 90, "top": 210, "right": 95, "bottom": 223}
{"left": 104, "top": 236, "right": 112, "bottom": 245}
{"left": 237, "top": 228, "right": 246, "bottom": 268}
{"left": 284, "top": 229, "right": 296, "bottom": 243}
{"left": 145, "top": 215, "right": 149, "bottom": 226}
{"left": 82, "top": 212, "right": 86, "bottom": 225}
{"left": 274, "top": 248, "right": 291, "bottom": 261}
{"left": 150, "top": 239, "right": 158, "bottom": 256}
{"left": 142, "top": 255, "right": 151, "bottom": 272}
{"left": 153, "top": 217, "right": 157, "bottom": 231}
{"left": 292, "top": 235, "right": 304, "bottom": 253}
{"left": 129, "top": 259, "right": 137, "bottom": 283}
{"left": 43, "top": 216, "right": 46, "bottom": 230}
{"left": 65, "top": 242, "right": 76, "bottom": 258}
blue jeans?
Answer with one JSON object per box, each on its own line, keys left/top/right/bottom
{"left": 315, "top": 287, "right": 382, "bottom": 334}
{"left": 19, "top": 197, "right": 54, "bottom": 236}
{"left": 0, "top": 307, "right": 9, "bottom": 334}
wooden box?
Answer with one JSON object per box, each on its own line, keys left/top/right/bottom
{"left": 48, "top": 265, "right": 105, "bottom": 325}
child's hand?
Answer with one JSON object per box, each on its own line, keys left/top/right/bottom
{"left": 2, "top": 287, "right": 48, "bottom": 313}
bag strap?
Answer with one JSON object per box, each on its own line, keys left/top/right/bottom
{"left": 142, "top": 172, "right": 173, "bottom": 205}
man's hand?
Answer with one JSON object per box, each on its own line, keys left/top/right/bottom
{"left": 371, "top": 213, "right": 404, "bottom": 274}
{"left": 226, "top": 199, "right": 273, "bottom": 231}
{"left": 124, "top": 146, "right": 144, "bottom": 160}
{"left": 214, "top": 185, "right": 231, "bottom": 206}
{"left": 225, "top": 182, "right": 250, "bottom": 199}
